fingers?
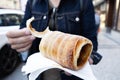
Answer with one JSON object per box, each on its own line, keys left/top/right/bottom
{"left": 88, "top": 57, "right": 93, "bottom": 65}
{"left": 6, "top": 28, "right": 31, "bottom": 38}
{"left": 16, "top": 43, "right": 32, "bottom": 52}
{"left": 8, "top": 35, "right": 35, "bottom": 44}
{"left": 6, "top": 28, "right": 35, "bottom": 52}
{"left": 11, "top": 40, "right": 32, "bottom": 50}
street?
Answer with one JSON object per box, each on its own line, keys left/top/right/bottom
{"left": 2, "top": 30, "right": 120, "bottom": 80}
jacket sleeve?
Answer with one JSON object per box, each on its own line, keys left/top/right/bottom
{"left": 81, "top": 0, "right": 102, "bottom": 64}
{"left": 80, "top": 0, "right": 98, "bottom": 52}
{"left": 20, "top": 0, "right": 32, "bottom": 29}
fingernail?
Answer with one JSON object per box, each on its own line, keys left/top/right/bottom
{"left": 30, "top": 36, "right": 35, "bottom": 40}
{"left": 25, "top": 29, "right": 30, "bottom": 35}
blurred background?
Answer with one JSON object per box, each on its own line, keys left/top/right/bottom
{"left": 0, "top": 0, "right": 120, "bottom": 36}
{"left": 0, "top": 0, "right": 27, "bottom": 11}
{"left": 0, "top": 0, "right": 120, "bottom": 80}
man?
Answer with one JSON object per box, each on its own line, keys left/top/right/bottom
{"left": 7, "top": 0, "right": 102, "bottom": 79}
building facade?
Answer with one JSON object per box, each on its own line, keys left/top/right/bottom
{"left": 0, "top": 0, "right": 21, "bottom": 10}
{"left": 95, "top": 0, "right": 120, "bottom": 32}
{"left": 106, "top": 0, "right": 120, "bottom": 32}
{"left": 0, "top": 0, "right": 27, "bottom": 11}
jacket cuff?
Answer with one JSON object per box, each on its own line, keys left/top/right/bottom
{"left": 90, "top": 51, "right": 102, "bottom": 65}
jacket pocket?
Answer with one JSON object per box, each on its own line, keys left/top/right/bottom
{"left": 66, "top": 12, "right": 81, "bottom": 34}
{"left": 31, "top": 12, "right": 47, "bottom": 31}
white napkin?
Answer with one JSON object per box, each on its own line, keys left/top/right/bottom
{"left": 22, "top": 52, "right": 97, "bottom": 80}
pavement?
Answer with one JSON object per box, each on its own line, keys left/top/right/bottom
{"left": 91, "top": 30, "right": 120, "bottom": 80}
{"left": 1, "top": 29, "right": 120, "bottom": 80}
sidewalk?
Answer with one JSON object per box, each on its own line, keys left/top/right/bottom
{"left": 91, "top": 30, "right": 120, "bottom": 80}
{"left": 105, "top": 29, "right": 120, "bottom": 45}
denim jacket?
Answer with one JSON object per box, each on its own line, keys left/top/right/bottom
{"left": 20, "top": 0, "right": 98, "bottom": 55}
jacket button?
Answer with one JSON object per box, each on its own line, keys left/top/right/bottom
{"left": 43, "top": 15, "right": 47, "bottom": 20}
{"left": 75, "top": 17, "right": 80, "bottom": 22}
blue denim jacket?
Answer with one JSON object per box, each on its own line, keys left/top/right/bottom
{"left": 20, "top": 0, "right": 98, "bottom": 54}
{"left": 20, "top": 0, "right": 100, "bottom": 79}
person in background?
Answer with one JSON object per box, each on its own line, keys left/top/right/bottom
{"left": 95, "top": 9, "right": 101, "bottom": 33}
{"left": 6, "top": 0, "right": 102, "bottom": 80}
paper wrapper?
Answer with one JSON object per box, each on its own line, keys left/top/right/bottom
{"left": 22, "top": 52, "right": 97, "bottom": 80}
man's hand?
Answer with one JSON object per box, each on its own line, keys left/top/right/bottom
{"left": 6, "top": 28, "right": 35, "bottom": 52}
{"left": 88, "top": 57, "right": 93, "bottom": 65}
